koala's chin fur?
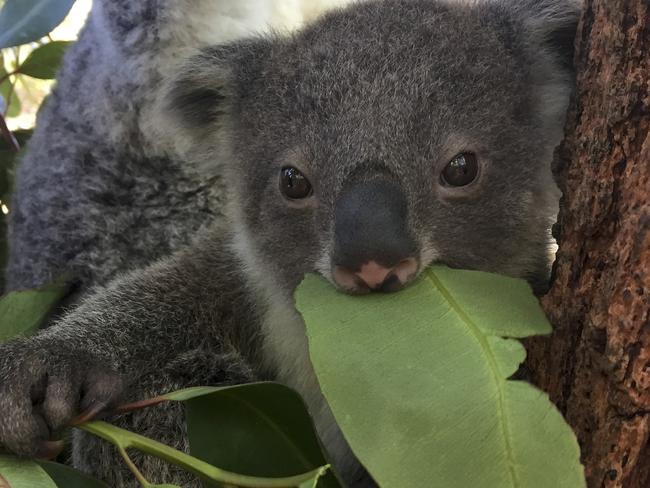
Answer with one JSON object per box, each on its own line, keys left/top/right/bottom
{"left": 1, "top": 0, "right": 580, "bottom": 486}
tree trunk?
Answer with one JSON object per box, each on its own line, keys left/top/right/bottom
{"left": 525, "top": 1, "right": 649, "bottom": 487}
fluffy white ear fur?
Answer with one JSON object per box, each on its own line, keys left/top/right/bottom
{"left": 185, "top": 0, "right": 356, "bottom": 44}
{"left": 141, "top": 0, "right": 355, "bottom": 160}
{"left": 166, "top": 0, "right": 356, "bottom": 48}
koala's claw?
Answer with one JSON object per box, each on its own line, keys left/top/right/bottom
{"left": 0, "top": 341, "right": 124, "bottom": 458}
{"left": 35, "top": 440, "right": 65, "bottom": 460}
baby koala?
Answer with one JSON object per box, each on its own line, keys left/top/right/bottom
{"left": 0, "top": 0, "right": 578, "bottom": 486}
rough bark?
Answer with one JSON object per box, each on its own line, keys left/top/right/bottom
{"left": 525, "top": 1, "right": 650, "bottom": 487}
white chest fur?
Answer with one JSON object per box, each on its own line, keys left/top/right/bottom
{"left": 230, "top": 223, "right": 357, "bottom": 475}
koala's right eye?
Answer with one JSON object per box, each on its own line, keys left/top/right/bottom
{"left": 440, "top": 152, "right": 479, "bottom": 187}
{"left": 279, "top": 167, "right": 313, "bottom": 200}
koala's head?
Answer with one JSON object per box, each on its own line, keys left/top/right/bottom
{"left": 168, "top": 0, "right": 579, "bottom": 295}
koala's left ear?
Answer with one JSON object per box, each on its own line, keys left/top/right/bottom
{"left": 517, "top": 0, "right": 582, "bottom": 71}
{"left": 164, "top": 38, "right": 271, "bottom": 132}
{"left": 150, "top": 39, "right": 271, "bottom": 162}
{"left": 167, "top": 50, "right": 232, "bottom": 130}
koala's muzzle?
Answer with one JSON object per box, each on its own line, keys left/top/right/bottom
{"left": 332, "top": 178, "right": 418, "bottom": 294}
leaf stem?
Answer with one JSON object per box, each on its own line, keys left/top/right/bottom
{"left": 79, "top": 421, "right": 329, "bottom": 488}
{"left": 117, "top": 445, "right": 152, "bottom": 488}
{"left": 114, "top": 396, "right": 167, "bottom": 414}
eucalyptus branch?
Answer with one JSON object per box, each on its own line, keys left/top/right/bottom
{"left": 0, "top": 70, "right": 16, "bottom": 86}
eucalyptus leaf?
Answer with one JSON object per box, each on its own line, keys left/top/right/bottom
{"left": 0, "top": 456, "right": 57, "bottom": 488}
{"left": 295, "top": 266, "right": 585, "bottom": 488}
{"left": 0, "top": 128, "right": 32, "bottom": 149}
{"left": 0, "top": 0, "right": 76, "bottom": 49}
{"left": 18, "top": 41, "right": 72, "bottom": 79}
{"left": 0, "top": 129, "right": 32, "bottom": 200}
{"left": 0, "top": 278, "right": 70, "bottom": 341}
{"left": 162, "top": 384, "right": 342, "bottom": 488}
{"left": 38, "top": 461, "right": 109, "bottom": 488}
{"left": 0, "top": 77, "right": 20, "bottom": 118}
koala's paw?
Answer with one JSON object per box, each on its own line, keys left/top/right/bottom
{"left": 0, "top": 339, "right": 124, "bottom": 458}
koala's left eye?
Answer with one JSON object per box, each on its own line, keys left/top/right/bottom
{"left": 280, "top": 166, "right": 313, "bottom": 200}
{"left": 440, "top": 153, "right": 479, "bottom": 187}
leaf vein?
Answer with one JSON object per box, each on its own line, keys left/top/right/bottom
{"left": 423, "top": 269, "right": 520, "bottom": 488}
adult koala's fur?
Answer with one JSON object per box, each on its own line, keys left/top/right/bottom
{"left": 6, "top": 0, "right": 350, "bottom": 291}
{"left": 1, "top": 0, "right": 580, "bottom": 487}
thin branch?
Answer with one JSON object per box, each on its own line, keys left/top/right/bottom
{"left": 0, "top": 70, "right": 16, "bottom": 86}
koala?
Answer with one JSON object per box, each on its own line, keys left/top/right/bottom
{"left": 0, "top": 0, "right": 580, "bottom": 486}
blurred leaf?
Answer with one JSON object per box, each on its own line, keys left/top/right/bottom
{"left": 18, "top": 41, "right": 71, "bottom": 79}
{"left": 0, "top": 128, "right": 32, "bottom": 199}
{"left": 0, "top": 80, "right": 5, "bottom": 114}
{"left": 0, "top": 128, "right": 30, "bottom": 292}
{"left": 0, "top": 278, "right": 70, "bottom": 341}
{"left": 0, "top": 145, "right": 15, "bottom": 196}
{"left": 38, "top": 461, "right": 109, "bottom": 488}
{"left": 79, "top": 421, "right": 329, "bottom": 488}
{"left": 0, "top": 128, "right": 32, "bottom": 148}
{"left": 0, "top": 456, "right": 57, "bottom": 488}
{"left": 296, "top": 266, "right": 585, "bottom": 488}
{"left": 162, "top": 384, "right": 342, "bottom": 488}
{"left": 0, "top": 75, "right": 20, "bottom": 118}
{"left": 0, "top": 0, "right": 76, "bottom": 49}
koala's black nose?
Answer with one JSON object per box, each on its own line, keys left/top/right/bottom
{"left": 332, "top": 178, "right": 419, "bottom": 293}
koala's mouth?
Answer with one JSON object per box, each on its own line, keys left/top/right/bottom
{"left": 329, "top": 257, "right": 420, "bottom": 295}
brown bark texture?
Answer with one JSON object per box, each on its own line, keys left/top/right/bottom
{"left": 525, "top": 0, "right": 650, "bottom": 487}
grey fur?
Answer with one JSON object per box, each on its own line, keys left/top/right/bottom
{"left": 1, "top": 1, "right": 580, "bottom": 486}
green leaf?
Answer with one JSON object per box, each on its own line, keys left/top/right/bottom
{"left": 79, "top": 421, "right": 329, "bottom": 488}
{"left": 295, "top": 266, "right": 585, "bottom": 488}
{"left": 0, "top": 128, "right": 32, "bottom": 200}
{"left": 0, "top": 128, "right": 32, "bottom": 148}
{"left": 0, "top": 75, "right": 21, "bottom": 118}
{"left": 0, "top": 0, "right": 76, "bottom": 49}
{"left": 38, "top": 461, "right": 109, "bottom": 488}
{"left": 0, "top": 278, "right": 70, "bottom": 341}
{"left": 18, "top": 41, "right": 71, "bottom": 79}
{"left": 0, "top": 456, "right": 57, "bottom": 488}
{"left": 162, "top": 384, "right": 342, "bottom": 488}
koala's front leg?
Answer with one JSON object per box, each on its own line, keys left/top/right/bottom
{"left": 0, "top": 335, "right": 124, "bottom": 458}
{"left": 0, "top": 234, "right": 242, "bottom": 462}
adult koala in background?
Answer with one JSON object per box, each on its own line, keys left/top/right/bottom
{"left": 5, "top": 0, "right": 350, "bottom": 291}
{"left": 0, "top": 0, "right": 580, "bottom": 487}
